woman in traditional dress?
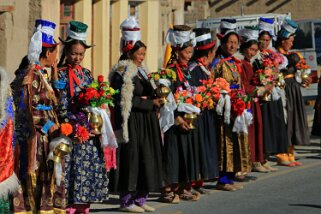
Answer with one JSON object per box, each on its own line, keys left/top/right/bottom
{"left": 213, "top": 19, "right": 251, "bottom": 191}
{"left": 109, "top": 17, "right": 163, "bottom": 213}
{"left": 275, "top": 19, "right": 310, "bottom": 166}
{"left": 12, "top": 19, "right": 66, "bottom": 213}
{"left": 253, "top": 17, "right": 288, "bottom": 170}
{"left": 189, "top": 27, "right": 219, "bottom": 194}
{"left": 54, "top": 21, "right": 109, "bottom": 214}
{"left": 239, "top": 26, "right": 266, "bottom": 177}
{"left": 0, "top": 67, "right": 19, "bottom": 214}
{"left": 161, "top": 25, "right": 200, "bottom": 202}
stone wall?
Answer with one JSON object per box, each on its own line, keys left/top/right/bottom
{"left": 184, "top": 0, "right": 209, "bottom": 26}
{"left": 29, "top": 0, "right": 41, "bottom": 38}
{"left": 184, "top": 0, "right": 321, "bottom": 27}
{"left": 209, "top": 0, "right": 321, "bottom": 20}
{"left": 0, "top": 0, "right": 31, "bottom": 74}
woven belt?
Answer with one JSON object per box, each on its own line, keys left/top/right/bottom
{"left": 284, "top": 74, "right": 294, "bottom": 79}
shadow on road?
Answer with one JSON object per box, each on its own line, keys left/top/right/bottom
{"left": 90, "top": 207, "right": 119, "bottom": 213}
{"left": 289, "top": 204, "right": 321, "bottom": 209}
{"left": 306, "top": 155, "right": 321, "bottom": 159}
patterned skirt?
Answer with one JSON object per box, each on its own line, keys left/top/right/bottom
{"left": 65, "top": 137, "right": 109, "bottom": 204}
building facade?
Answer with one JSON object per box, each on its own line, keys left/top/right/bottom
{"left": 184, "top": 0, "right": 321, "bottom": 27}
{"left": 0, "top": 0, "right": 184, "bottom": 77}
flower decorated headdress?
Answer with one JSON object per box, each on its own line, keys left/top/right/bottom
{"left": 59, "top": 21, "right": 93, "bottom": 48}
{"left": 238, "top": 26, "right": 259, "bottom": 43}
{"left": 193, "top": 28, "right": 216, "bottom": 51}
{"left": 278, "top": 18, "right": 298, "bottom": 39}
{"left": 217, "top": 18, "right": 238, "bottom": 40}
{"left": 27, "top": 19, "right": 58, "bottom": 63}
{"left": 120, "top": 16, "right": 141, "bottom": 53}
{"left": 165, "top": 25, "right": 196, "bottom": 49}
{"left": 258, "top": 17, "right": 275, "bottom": 37}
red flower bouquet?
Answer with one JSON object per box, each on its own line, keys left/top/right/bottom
{"left": 75, "top": 124, "right": 90, "bottom": 141}
{"left": 196, "top": 78, "right": 227, "bottom": 110}
{"left": 294, "top": 52, "right": 311, "bottom": 87}
{"left": 233, "top": 98, "right": 246, "bottom": 116}
{"left": 78, "top": 75, "right": 118, "bottom": 107}
{"left": 254, "top": 50, "right": 286, "bottom": 87}
{"left": 230, "top": 88, "right": 251, "bottom": 116}
{"left": 174, "top": 88, "right": 203, "bottom": 108}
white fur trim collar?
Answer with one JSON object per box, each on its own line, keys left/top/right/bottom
{"left": 110, "top": 60, "right": 149, "bottom": 143}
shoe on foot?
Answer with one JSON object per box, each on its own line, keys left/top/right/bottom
{"left": 232, "top": 183, "right": 244, "bottom": 190}
{"left": 262, "top": 162, "right": 279, "bottom": 171}
{"left": 291, "top": 161, "right": 303, "bottom": 166}
{"left": 179, "top": 189, "right": 200, "bottom": 201}
{"left": 277, "top": 161, "right": 296, "bottom": 167}
{"left": 234, "top": 175, "right": 250, "bottom": 182}
{"left": 216, "top": 184, "right": 237, "bottom": 191}
{"left": 119, "top": 204, "right": 145, "bottom": 213}
{"left": 288, "top": 155, "right": 303, "bottom": 166}
{"left": 138, "top": 204, "right": 155, "bottom": 212}
{"left": 193, "top": 187, "right": 211, "bottom": 195}
{"left": 159, "top": 192, "right": 180, "bottom": 204}
{"left": 66, "top": 207, "right": 76, "bottom": 214}
{"left": 252, "top": 162, "right": 270, "bottom": 173}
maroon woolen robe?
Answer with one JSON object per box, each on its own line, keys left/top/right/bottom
{"left": 241, "top": 58, "right": 264, "bottom": 163}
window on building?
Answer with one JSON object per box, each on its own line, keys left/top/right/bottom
{"left": 60, "top": 2, "right": 75, "bottom": 41}
{"left": 129, "top": 2, "right": 139, "bottom": 18}
{"left": 184, "top": 1, "right": 191, "bottom": 11}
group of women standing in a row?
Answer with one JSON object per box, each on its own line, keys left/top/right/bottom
{"left": 7, "top": 15, "right": 310, "bottom": 214}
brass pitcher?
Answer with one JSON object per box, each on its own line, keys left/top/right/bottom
{"left": 301, "top": 72, "right": 309, "bottom": 88}
{"left": 88, "top": 112, "right": 103, "bottom": 135}
{"left": 156, "top": 85, "right": 171, "bottom": 104}
{"left": 52, "top": 143, "right": 72, "bottom": 163}
{"left": 275, "top": 73, "right": 285, "bottom": 89}
{"left": 184, "top": 113, "right": 197, "bottom": 129}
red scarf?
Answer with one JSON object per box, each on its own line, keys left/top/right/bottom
{"left": 175, "top": 63, "right": 188, "bottom": 82}
{"left": 197, "top": 58, "right": 210, "bottom": 70}
{"left": 67, "top": 64, "right": 83, "bottom": 97}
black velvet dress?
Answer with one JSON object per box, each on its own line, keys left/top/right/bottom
{"left": 163, "top": 65, "right": 199, "bottom": 185}
{"left": 253, "top": 57, "right": 288, "bottom": 154}
{"left": 283, "top": 68, "right": 310, "bottom": 145}
{"left": 110, "top": 67, "right": 164, "bottom": 193}
{"left": 189, "top": 62, "right": 219, "bottom": 180}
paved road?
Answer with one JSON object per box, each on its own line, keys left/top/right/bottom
{"left": 91, "top": 146, "right": 321, "bottom": 214}
{"left": 91, "top": 105, "right": 321, "bottom": 214}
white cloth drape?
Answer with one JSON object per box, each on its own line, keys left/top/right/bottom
{"left": 158, "top": 79, "right": 177, "bottom": 133}
{"left": 177, "top": 103, "right": 200, "bottom": 114}
{"left": 47, "top": 136, "right": 72, "bottom": 186}
{"left": 89, "top": 107, "right": 118, "bottom": 148}
{"left": 232, "top": 110, "right": 253, "bottom": 134}
{"left": 216, "top": 90, "right": 231, "bottom": 124}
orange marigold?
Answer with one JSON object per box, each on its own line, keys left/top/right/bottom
{"left": 195, "top": 94, "right": 203, "bottom": 103}
{"left": 185, "top": 98, "right": 193, "bottom": 104}
{"left": 61, "top": 123, "right": 73, "bottom": 136}
{"left": 181, "top": 90, "right": 188, "bottom": 97}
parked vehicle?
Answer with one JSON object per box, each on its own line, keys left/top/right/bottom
{"left": 292, "top": 19, "right": 321, "bottom": 100}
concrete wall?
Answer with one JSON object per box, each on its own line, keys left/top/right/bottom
{"left": 0, "top": 0, "right": 185, "bottom": 75}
